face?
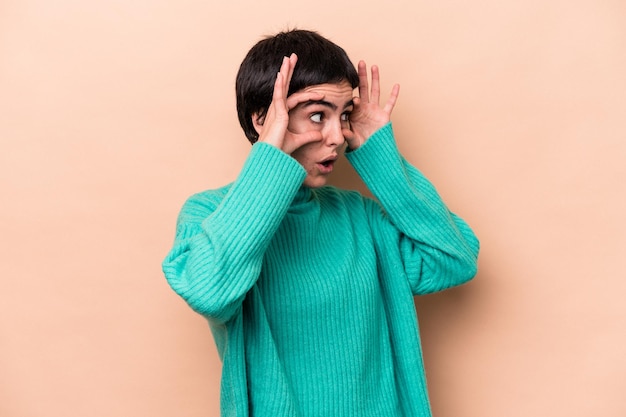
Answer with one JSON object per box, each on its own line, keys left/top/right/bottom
{"left": 288, "top": 81, "right": 354, "bottom": 188}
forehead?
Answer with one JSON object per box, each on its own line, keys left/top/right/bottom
{"left": 299, "top": 81, "right": 354, "bottom": 101}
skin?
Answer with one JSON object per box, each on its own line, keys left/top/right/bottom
{"left": 253, "top": 54, "right": 400, "bottom": 188}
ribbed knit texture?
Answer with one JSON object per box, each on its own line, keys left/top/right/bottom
{"left": 163, "top": 123, "right": 480, "bottom": 417}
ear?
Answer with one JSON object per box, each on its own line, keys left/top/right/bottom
{"left": 252, "top": 112, "right": 266, "bottom": 136}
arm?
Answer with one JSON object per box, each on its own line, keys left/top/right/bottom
{"left": 162, "top": 54, "right": 322, "bottom": 323}
{"left": 347, "top": 124, "right": 479, "bottom": 294}
{"left": 345, "top": 61, "right": 478, "bottom": 294}
{"left": 162, "top": 144, "right": 306, "bottom": 323}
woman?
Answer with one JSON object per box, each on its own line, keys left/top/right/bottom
{"left": 163, "top": 29, "right": 479, "bottom": 417}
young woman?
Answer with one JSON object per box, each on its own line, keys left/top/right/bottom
{"left": 163, "top": 29, "right": 479, "bottom": 417}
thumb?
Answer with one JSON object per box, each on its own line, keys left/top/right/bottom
{"left": 284, "top": 130, "right": 323, "bottom": 154}
{"left": 342, "top": 128, "right": 362, "bottom": 151}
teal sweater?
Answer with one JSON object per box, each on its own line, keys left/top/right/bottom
{"left": 163, "top": 123, "right": 479, "bottom": 417}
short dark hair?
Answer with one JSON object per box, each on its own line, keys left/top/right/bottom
{"left": 236, "top": 29, "right": 359, "bottom": 143}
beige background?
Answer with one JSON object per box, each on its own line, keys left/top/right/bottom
{"left": 2, "top": 0, "right": 625, "bottom": 416}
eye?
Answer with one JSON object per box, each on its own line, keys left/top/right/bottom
{"left": 310, "top": 113, "right": 323, "bottom": 123}
{"left": 341, "top": 112, "right": 351, "bottom": 122}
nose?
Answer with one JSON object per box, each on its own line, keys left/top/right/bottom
{"left": 325, "top": 121, "right": 346, "bottom": 147}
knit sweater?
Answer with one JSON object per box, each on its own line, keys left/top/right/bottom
{"left": 162, "top": 123, "right": 479, "bottom": 417}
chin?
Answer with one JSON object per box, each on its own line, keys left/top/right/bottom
{"left": 303, "top": 177, "right": 328, "bottom": 188}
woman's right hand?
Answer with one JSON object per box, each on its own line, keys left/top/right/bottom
{"left": 255, "top": 54, "right": 324, "bottom": 155}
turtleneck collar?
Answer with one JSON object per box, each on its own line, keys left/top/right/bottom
{"left": 288, "top": 186, "right": 316, "bottom": 214}
{"left": 293, "top": 186, "right": 312, "bottom": 204}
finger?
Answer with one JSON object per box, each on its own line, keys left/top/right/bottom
{"left": 284, "top": 130, "right": 323, "bottom": 154}
{"left": 273, "top": 57, "right": 289, "bottom": 102}
{"left": 274, "top": 69, "right": 284, "bottom": 97}
{"left": 260, "top": 70, "right": 288, "bottom": 133}
{"left": 278, "top": 55, "right": 290, "bottom": 78}
{"left": 357, "top": 60, "right": 369, "bottom": 103}
{"left": 383, "top": 83, "right": 400, "bottom": 115}
{"left": 285, "top": 53, "right": 298, "bottom": 87}
{"left": 348, "top": 96, "right": 362, "bottom": 123}
{"left": 342, "top": 128, "right": 362, "bottom": 150}
{"left": 285, "top": 90, "right": 325, "bottom": 111}
{"left": 278, "top": 56, "right": 292, "bottom": 97}
{"left": 370, "top": 65, "right": 381, "bottom": 105}
{"left": 341, "top": 127, "right": 355, "bottom": 143}
{"left": 271, "top": 56, "right": 298, "bottom": 110}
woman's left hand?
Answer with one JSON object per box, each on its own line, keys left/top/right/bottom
{"left": 343, "top": 61, "right": 400, "bottom": 150}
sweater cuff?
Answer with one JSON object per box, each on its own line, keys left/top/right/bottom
{"left": 345, "top": 122, "right": 407, "bottom": 193}
{"left": 346, "top": 123, "right": 449, "bottom": 226}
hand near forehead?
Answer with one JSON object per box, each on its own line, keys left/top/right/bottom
{"left": 344, "top": 61, "right": 400, "bottom": 150}
{"left": 254, "top": 54, "right": 323, "bottom": 154}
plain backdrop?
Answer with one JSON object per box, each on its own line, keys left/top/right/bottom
{"left": 1, "top": 0, "right": 625, "bottom": 416}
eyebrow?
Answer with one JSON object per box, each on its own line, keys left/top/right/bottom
{"left": 303, "top": 99, "right": 354, "bottom": 110}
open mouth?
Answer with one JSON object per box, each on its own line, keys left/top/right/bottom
{"left": 318, "top": 156, "right": 337, "bottom": 173}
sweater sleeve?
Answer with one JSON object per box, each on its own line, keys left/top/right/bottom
{"left": 345, "top": 123, "right": 479, "bottom": 295}
{"left": 162, "top": 143, "right": 306, "bottom": 323}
